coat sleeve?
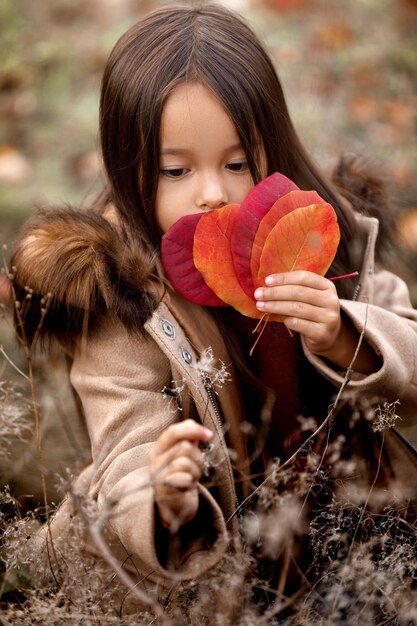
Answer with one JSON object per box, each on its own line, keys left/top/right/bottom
{"left": 302, "top": 269, "right": 417, "bottom": 415}
{"left": 69, "top": 314, "right": 229, "bottom": 584}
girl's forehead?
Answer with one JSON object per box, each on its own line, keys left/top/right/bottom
{"left": 162, "top": 83, "right": 227, "bottom": 122}
{"left": 160, "top": 83, "right": 243, "bottom": 153}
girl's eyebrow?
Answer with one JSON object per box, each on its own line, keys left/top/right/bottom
{"left": 160, "top": 142, "right": 244, "bottom": 157}
{"left": 160, "top": 148, "right": 190, "bottom": 156}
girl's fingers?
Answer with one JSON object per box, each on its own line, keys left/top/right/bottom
{"left": 158, "top": 456, "right": 202, "bottom": 484}
{"left": 256, "top": 300, "right": 335, "bottom": 321}
{"left": 153, "top": 438, "right": 204, "bottom": 472}
{"left": 263, "top": 271, "right": 330, "bottom": 289}
{"left": 256, "top": 290, "right": 340, "bottom": 320}
{"left": 151, "top": 421, "right": 210, "bottom": 529}
{"left": 154, "top": 467, "right": 199, "bottom": 523}
{"left": 255, "top": 279, "right": 337, "bottom": 303}
{"left": 160, "top": 472, "right": 196, "bottom": 491}
{"left": 281, "top": 316, "right": 342, "bottom": 355}
{"left": 151, "top": 419, "right": 212, "bottom": 457}
{"left": 256, "top": 285, "right": 335, "bottom": 304}
{"left": 150, "top": 436, "right": 206, "bottom": 486}
{"left": 254, "top": 271, "right": 340, "bottom": 317}
{"left": 283, "top": 317, "right": 332, "bottom": 339}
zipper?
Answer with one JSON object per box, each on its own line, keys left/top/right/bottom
{"left": 201, "top": 372, "right": 241, "bottom": 516}
{"left": 201, "top": 372, "right": 223, "bottom": 432}
{"left": 352, "top": 281, "right": 361, "bottom": 302}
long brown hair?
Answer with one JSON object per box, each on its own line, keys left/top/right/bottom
{"left": 98, "top": 3, "right": 360, "bottom": 299}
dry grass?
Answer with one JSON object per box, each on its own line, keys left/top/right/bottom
{"left": 1, "top": 390, "right": 417, "bottom": 625}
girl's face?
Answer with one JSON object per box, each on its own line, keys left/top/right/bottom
{"left": 155, "top": 82, "right": 257, "bottom": 233}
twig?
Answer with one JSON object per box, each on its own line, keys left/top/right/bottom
{"left": 250, "top": 313, "right": 270, "bottom": 356}
{"left": 255, "top": 583, "right": 307, "bottom": 625}
{"left": 0, "top": 345, "right": 29, "bottom": 381}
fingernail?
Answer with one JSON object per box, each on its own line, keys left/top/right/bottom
{"left": 254, "top": 288, "right": 263, "bottom": 299}
{"left": 203, "top": 428, "right": 213, "bottom": 439}
{"left": 256, "top": 301, "right": 265, "bottom": 310}
{"left": 265, "top": 275, "right": 274, "bottom": 285}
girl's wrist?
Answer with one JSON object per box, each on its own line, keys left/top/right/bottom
{"left": 312, "top": 315, "right": 381, "bottom": 375}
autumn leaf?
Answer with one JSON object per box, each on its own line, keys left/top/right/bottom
{"left": 193, "top": 204, "right": 260, "bottom": 317}
{"left": 258, "top": 203, "right": 340, "bottom": 283}
{"left": 161, "top": 212, "right": 225, "bottom": 306}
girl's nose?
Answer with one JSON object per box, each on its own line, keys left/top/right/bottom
{"left": 196, "top": 174, "right": 228, "bottom": 211}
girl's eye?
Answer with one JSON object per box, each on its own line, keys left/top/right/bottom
{"left": 160, "top": 168, "right": 189, "bottom": 179}
{"left": 226, "top": 161, "right": 249, "bottom": 172}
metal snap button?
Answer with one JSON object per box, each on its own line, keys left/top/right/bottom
{"left": 180, "top": 347, "right": 193, "bottom": 365}
{"left": 161, "top": 319, "right": 176, "bottom": 340}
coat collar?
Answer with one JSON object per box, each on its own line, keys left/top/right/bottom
{"left": 354, "top": 214, "right": 379, "bottom": 303}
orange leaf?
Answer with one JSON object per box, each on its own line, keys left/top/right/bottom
{"left": 258, "top": 203, "right": 340, "bottom": 281}
{"left": 194, "top": 204, "right": 261, "bottom": 318}
{"left": 251, "top": 190, "right": 326, "bottom": 287}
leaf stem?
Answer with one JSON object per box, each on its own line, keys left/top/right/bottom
{"left": 250, "top": 314, "right": 270, "bottom": 356}
{"left": 328, "top": 271, "right": 359, "bottom": 281}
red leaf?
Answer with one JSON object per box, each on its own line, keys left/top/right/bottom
{"left": 231, "top": 172, "right": 299, "bottom": 297}
{"left": 161, "top": 212, "right": 225, "bottom": 306}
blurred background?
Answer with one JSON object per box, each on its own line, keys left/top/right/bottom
{"left": 1, "top": 0, "right": 417, "bottom": 504}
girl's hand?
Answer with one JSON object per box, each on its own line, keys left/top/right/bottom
{"left": 254, "top": 271, "right": 342, "bottom": 357}
{"left": 149, "top": 419, "right": 213, "bottom": 531}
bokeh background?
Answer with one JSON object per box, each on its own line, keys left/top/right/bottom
{"left": 1, "top": 0, "right": 417, "bottom": 504}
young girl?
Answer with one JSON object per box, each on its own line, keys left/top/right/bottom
{"left": 10, "top": 2, "right": 417, "bottom": 620}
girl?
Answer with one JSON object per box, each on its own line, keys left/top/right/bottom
{"left": 10, "top": 2, "right": 417, "bottom": 620}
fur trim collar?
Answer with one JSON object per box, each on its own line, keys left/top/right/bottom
{"left": 10, "top": 207, "right": 158, "bottom": 345}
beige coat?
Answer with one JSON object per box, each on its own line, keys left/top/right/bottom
{"left": 10, "top": 210, "right": 417, "bottom": 613}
